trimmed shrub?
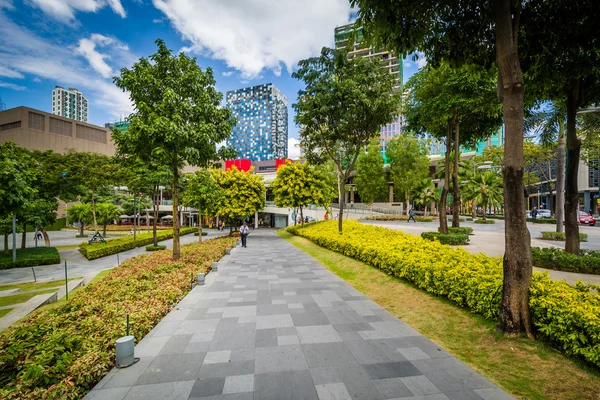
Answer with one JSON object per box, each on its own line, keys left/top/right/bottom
{"left": 75, "top": 234, "right": 88, "bottom": 238}
{"left": 474, "top": 219, "right": 495, "bottom": 224}
{"left": 363, "top": 216, "right": 434, "bottom": 222}
{"left": 421, "top": 232, "right": 469, "bottom": 245}
{"left": 532, "top": 247, "right": 600, "bottom": 274}
{"left": 79, "top": 228, "right": 197, "bottom": 260}
{"left": 466, "top": 217, "right": 473, "bottom": 221}
{"left": 540, "top": 231, "right": 588, "bottom": 242}
{"left": 527, "top": 218, "right": 557, "bottom": 224}
{"left": 287, "top": 221, "right": 600, "bottom": 369}
{"left": 145, "top": 245, "right": 167, "bottom": 251}
{"left": 194, "top": 232, "right": 209, "bottom": 236}
{"left": 0, "top": 236, "right": 238, "bottom": 399}
{"left": 0, "top": 247, "right": 60, "bottom": 270}
{"left": 447, "top": 217, "right": 466, "bottom": 222}
{"left": 441, "top": 227, "right": 474, "bottom": 235}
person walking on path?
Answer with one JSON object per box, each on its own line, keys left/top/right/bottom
{"left": 240, "top": 221, "right": 249, "bottom": 248}
{"left": 531, "top": 206, "right": 538, "bottom": 224}
{"left": 408, "top": 208, "right": 417, "bottom": 223}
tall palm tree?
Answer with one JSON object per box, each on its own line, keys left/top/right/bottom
{"left": 411, "top": 178, "right": 439, "bottom": 216}
{"left": 66, "top": 204, "right": 92, "bottom": 236}
{"left": 463, "top": 171, "right": 503, "bottom": 221}
{"left": 96, "top": 203, "right": 122, "bottom": 237}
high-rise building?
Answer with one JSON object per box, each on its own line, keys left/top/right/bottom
{"left": 334, "top": 23, "right": 403, "bottom": 160}
{"left": 226, "top": 83, "right": 288, "bottom": 161}
{"left": 52, "top": 86, "right": 88, "bottom": 122}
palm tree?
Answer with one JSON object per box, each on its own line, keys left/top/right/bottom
{"left": 96, "top": 203, "right": 122, "bottom": 237}
{"left": 411, "top": 178, "right": 439, "bottom": 216}
{"left": 66, "top": 204, "right": 92, "bottom": 236}
{"left": 463, "top": 171, "right": 503, "bottom": 221}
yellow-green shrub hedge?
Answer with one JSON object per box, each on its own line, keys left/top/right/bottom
{"left": 287, "top": 220, "right": 600, "bottom": 368}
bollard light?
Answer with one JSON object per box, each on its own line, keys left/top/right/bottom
{"left": 212, "top": 262, "right": 219, "bottom": 272}
{"left": 115, "top": 336, "right": 135, "bottom": 368}
{"left": 197, "top": 272, "right": 205, "bottom": 285}
{"left": 226, "top": 248, "right": 231, "bottom": 255}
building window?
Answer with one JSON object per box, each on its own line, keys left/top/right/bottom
{"left": 28, "top": 112, "right": 45, "bottom": 131}
{"left": 0, "top": 121, "right": 21, "bottom": 131}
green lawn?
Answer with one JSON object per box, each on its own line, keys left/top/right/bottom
{"left": 0, "top": 290, "right": 59, "bottom": 308}
{"left": 0, "top": 247, "right": 60, "bottom": 269}
{"left": 0, "top": 277, "right": 82, "bottom": 292}
{"left": 278, "top": 230, "right": 600, "bottom": 400}
{"left": 0, "top": 309, "right": 12, "bottom": 318}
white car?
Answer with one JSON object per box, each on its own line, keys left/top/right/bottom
{"left": 526, "top": 209, "right": 552, "bottom": 219}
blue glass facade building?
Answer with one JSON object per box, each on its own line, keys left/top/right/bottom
{"left": 226, "top": 84, "right": 288, "bottom": 161}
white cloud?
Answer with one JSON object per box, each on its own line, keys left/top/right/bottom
{"left": 75, "top": 34, "right": 128, "bottom": 78}
{"left": 0, "top": 65, "right": 23, "bottom": 78}
{"left": 26, "top": 0, "right": 126, "bottom": 21}
{"left": 288, "top": 137, "right": 301, "bottom": 159}
{"left": 0, "top": 0, "right": 14, "bottom": 10}
{"left": 152, "top": 18, "right": 163, "bottom": 24}
{"left": 33, "top": 77, "right": 42, "bottom": 82}
{"left": 414, "top": 52, "right": 427, "bottom": 68}
{"left": 0, "top": 12, "right": 133, "bottom": 121}
{"left": 222, "top": 71, "right": 233, "bottom": 77}
{"left": 0, "top": 81, "right": 26, "bottom": 90}
{"left": 153, "top": 0, "right": 352, "bottom": 79}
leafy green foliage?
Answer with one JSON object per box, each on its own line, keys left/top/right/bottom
{"left": 182, "top": 169, "right": 223, "bottom": 232}
{"left": 65, "top": 204, "right": 93, "bottom": 236}
{"left": 211, "top": 167, "right": 265, "bottom": 225}
{"left": 540, "top": 232, "right": 587, "bottom": 242}
{"left": 145, "top": 245, "right": 167, "bottom": 251}
{"left": 474, "top": 219, "right": 496, "bottom": 224}
{"left": 421, "top": 232, "right": 469, "bottom": 245}
{"left": 462, "top": 172, "right": 503, "bottom": 221}
{"left": 411, "top": 178, "right": 439, "bottom": 216}
{"left": 363, "top": 216, "right": 433, "bottom": 222}
{"left": 0, "top": 142, "right": 37, "bottom": 219}
{"left": 95, "top": 203, "right": 122, "bottom": 236}
{"left": 532, "top": 247, "right": 600, "bottom": 275}
{"left": 0, "top": 236, "right": 237, "bottom": 399}
{"left": 0, "top": 247, "right": 60, "bottom": 270}
{"left": 442, "top": 227, "right": 474, "bottom": 235}
{"left": 355, "top": 140, "right": 388, "bottom": 206}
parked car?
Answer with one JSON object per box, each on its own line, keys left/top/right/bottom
{"left": 526, "top": 209, "right": 552, "bottom": 219}
{"left": 579, "top": 211, "right": 596, "bottom": 226}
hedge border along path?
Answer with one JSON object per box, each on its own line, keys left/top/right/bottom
{"left": 0, "top": 236, "right": 238, "bottom": 400}
{"left": 0, "top": 247, "right": 60, "bottom": 270}
{"left": 287, "top": 220, "right": 600, "bottom": 369}
{"left": 78, "top": 227, "right": 198, "bottom": 260}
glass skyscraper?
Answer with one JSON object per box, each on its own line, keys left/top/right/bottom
{"left": 226, "top": 84, "right": 288, "bottom": 161}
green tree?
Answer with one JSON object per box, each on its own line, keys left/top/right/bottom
{"left": 355, "top": 140, "right": 388, "bottom": 217}
{"left": 403, "top": 63, "right": 502, "bottom": 231}
{"left": 113, "top": 39, "right": 235, "bottom": 260}
{"left": 272, "top": 161, "right": 333, "bottom": 226}
{"left": 463, "top": 172, "right": 504, "bottom": 221}
{"left": 183, "top": 169, "right": 223, "bottom": 242}
{"left": 386, "top": 135, "right": 430, "bottom": 216}
{"left": 411, "top": 178, "right": 439, "bottom": 217}
{"left": 212, "top": 167, "right": 266, "bottom": 231}
{"left": 293, "top": 47, "right": 401, "bottom": 233}
{"left": 96, "top": 203, "right": 122, "bottom": 237}
{"left": 66, "top": 204, "right": 93, "bottom": 236}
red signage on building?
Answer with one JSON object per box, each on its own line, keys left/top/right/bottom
{"left": 225, "top": 159, "right": 252, "bottom": 172}
{"left": 276, "top": 158, "right": 293, "bottom": 170}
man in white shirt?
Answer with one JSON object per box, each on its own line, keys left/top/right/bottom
{"left": 240, "top": 221, "right": 249, "bottom": 247}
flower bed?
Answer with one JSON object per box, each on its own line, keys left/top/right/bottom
{"left": 532, "top": 247, "right": 600, "bottom": 275}
{"left": 421, "top": 232, "right": 469, "bottom": 245}
{"left": 0, "top": 236, "right": 237, "bottom": 399}
{"left": 0, "top": 247, "right": 60, "bottom": 270}
{"left": 287, "top": 221, "right": 600, "bottom": 369}
{"left": 539, "top": 231, "right": 588, "bottom": 242}
{"left": 78, "top": 228, "right": 197, "bottom": 260}
{"left": 363, "top": 216, "right": 434, "bottom": 222}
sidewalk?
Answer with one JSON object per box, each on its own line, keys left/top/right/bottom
{"left": 87, "top": 230, "right": 511, "bottom": 400}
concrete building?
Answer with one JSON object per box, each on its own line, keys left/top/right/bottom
{"left": 52, "top": 86, "right": 88, "bottom": 122}
{"left": 226, "top": 84, "right": 288, "bottom": 161}
{"left": 334, "top": 23, "right": 403, "bottom": 158}
{"left": 0, "top": 106, "right": 114, "bottom": 156}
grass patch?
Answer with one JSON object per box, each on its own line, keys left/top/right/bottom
{"left": 0, "top": 247, "right": 60, "bottom": 270}
{"left": 277, "top": 230, "right": 600, "bottom": 400}
{"left": 0, "top": 289, "right": 58, "bottom": 308}
{"left": 0, "top": 277, "right": 82, "bottom": 292}
{"left": 55, "top": 245, "right": 80, "bottom": 251}
{"left": 0, "top": 309, "right": 12, "bottom": 318}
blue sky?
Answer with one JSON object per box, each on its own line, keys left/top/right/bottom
{"left": 0, "top": 0, "right": 426, "bottom": 158}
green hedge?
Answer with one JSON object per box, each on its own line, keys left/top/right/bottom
{"left": 145, "top": 245, "right": 167, "bottom": 251}
{"left": 363, "top": 216, "right": 434, "bottom": 222}
{"left": 441, "top": 227, "right": 474, "bottom": 235}
{"left": 0, "top": 247, "right": 60, "bottom": 270}
{"left": 79, "top": 228, "right": 197, "bottom": 260}
{"left": 421, "top": 232, "right": 469, "bottom": 245}
{"left": 474, "top": 219, "right": 496, "bottom": 224}
{"left": 287, "top": 221, "right": 600, "bottom": 369}
{"left": 532, "top": 247, "right": 600, "bottom": 275}
{"left": 540, "top": 231, "right": 588, "bottom": 242}
{"left": 194, "top": 232, "right": 209, "bottom": 236}
{"left": 0, "top": 236, "right": 237, "bottom": 399}
{"left": 447, "top": 217, "right": 466, "bottom": 222}
{"left": 527, "top": 218, "right": 557, "bottom": 224}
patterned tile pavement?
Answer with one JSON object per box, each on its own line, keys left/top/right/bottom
{"left": 86, "top": 230, "right": 513, "bottom": 400}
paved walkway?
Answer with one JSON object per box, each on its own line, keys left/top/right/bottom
{"left": 87, "top": 230, "right": 512, "bottom": 400}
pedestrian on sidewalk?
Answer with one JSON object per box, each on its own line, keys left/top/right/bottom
{"left": 240, "top": 221, "right": 249, "bottom": 248}
{"left": 531, "top": 206, "right": 538, "bottom": 223}
{"left": 408, "top": 208, "right": 417, "bottom": 223}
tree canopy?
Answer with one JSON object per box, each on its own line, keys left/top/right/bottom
{"left": 183, "top": 169, "right": 223, "bottom": 241}
{"left": 211, "top": 167, "right": 265, "bottom": 227}
{"left": 355, "top": 139, "right": 388, "bottom": 212}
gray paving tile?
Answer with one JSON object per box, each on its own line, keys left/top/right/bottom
{"left": 302, "top": 343, "right": 358, "bottom": 368}
{"left": 222, "top": 374, "right": 254, "bottom": 394}
{"left": 345, "top": 340, "right": 408, "bottom": 365}
{"left": 362, "top": 362, "right": 422, "bottom": 380}
{"left": 473, "top": 388, "right": 514, "bottom": 400}
{"left": 297, "top": 325, "right": 342, "bottom": 344}
{"left": 256, "top": 314, "right": 294, "bottom": 329}
{"left": 255, "top": 345, "right": 308, "bottom": 373}
{"left": 255, "top": 328, "right": 278, "bottom": 347}
{"left": 135, "top": 354, "right": 204, "bottom": 385}
{"left": 254, "top": 370, "right": 319, "bottom": 400}
{"left": 291, "top": 311, "right": 332, "bottom": 326}
{"left": 315, "top": 382, "right": 353, "bottom": 400}
{"left": 401, "top": 375, "right": 442, "bottom": 396}
{"left": 83, "top": 387, "right": 130, "bottom": 400}
{"left": 102, "top": 357, "right": 153, "bottom": 389}
{"left": 158, "top": 334, "right": 192, "bottom": 356}
{"left": 372, "top": 377, "right": 413, "bottom": 398}
{"left": 209, "top": 326, "right": 255, "bottom": 351}
{"left": 446, "top": 390, "right": 487, "bottom": 400}
{"left": 124, "top": 380, "right": 194, "bottom": 400}
{"left": 189, "top": 377, "right": 225, "bottom": 397}
{"left": 337, "top": 366, "right": 384, "bottom": 400}
{"left": 204, "top": 350, "right": 232, "bottom": 364}
{"left": 198, "top": 360, "right": 255, "bottom": 379}
{"left": 309, "top": 367, "right": 343, "bottom": 385}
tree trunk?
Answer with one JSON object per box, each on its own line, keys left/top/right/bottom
{"left": 91, "top": 189, "right": 98, "bottom": 232}
{"left": 556, "top": 130, "right": 566, "bottom": 233}
{"left": 3, "top": 234, "right": 8, "bottom": 255}
{"left": 172, "top": 162, "right": 181, "bottom": 260}
{"left": 438, "top": 130, "right": 451, "bottom": 234}
{"left": 153, "top": 186, "right": 159, "bottom": 246}
{"left": 40, "top": 226, "right": 50, "bottom": 247}
{"left": 300, "top": 207, "right": 304, "bottom": 227}
{"left": 338, "top": 171, "right": 345, "bottom": 233}
{"left": 80, "top": 221, "right": 84, "bottom": 236}
{"left": 103, "top": 223, "right": 107, "bottom": 237}
{"left": 494, "top": 0, "right": 533, "bottom": 337}
{"left": 370, "top": 201, "right": 373, "bottom": 218}
{"left": 21, "top": 223, "right": 27, "bottom": 249}
{"left": 565, "top": 81, "right": 583, "bottom": 254}
{"left": 405, "top": 191, "right": 410, "bottom": 216}
{"left": 452, "top": 117, "right": 461, "bottom": 228}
